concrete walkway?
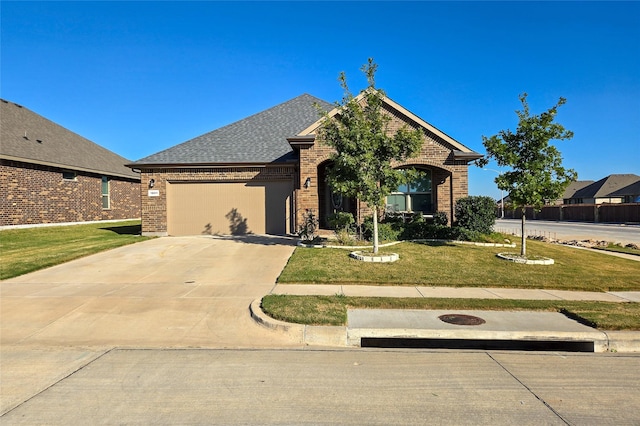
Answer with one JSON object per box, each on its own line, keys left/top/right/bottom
{"left": 271, "top": 284, "right": 640, "bottom": 302}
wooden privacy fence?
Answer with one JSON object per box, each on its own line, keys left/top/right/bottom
{"left": 501, "top": 203, "right": 640, "bottom": 224}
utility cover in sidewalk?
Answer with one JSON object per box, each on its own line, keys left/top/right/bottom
{"left": 439, "top": 314, "right": 485, "bottom": 326}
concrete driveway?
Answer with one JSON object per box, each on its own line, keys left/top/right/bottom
{"left": 2, "top": 235, "right": 301, "bottom": 414}
{"left": 1, "top": 235, "right": 298, "bottom": 349}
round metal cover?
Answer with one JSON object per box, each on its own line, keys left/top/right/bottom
{"left": 438, "top": 314, "right": 486, "bottom": 326}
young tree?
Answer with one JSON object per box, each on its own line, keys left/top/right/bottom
{"left": 477, "top": 93, "right": 576, "bottom": 256}
{"left": 318, "top": 59, "right": 424, "bottom": 254}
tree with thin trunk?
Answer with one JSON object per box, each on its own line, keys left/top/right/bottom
{"left": 477, "top": 93, "right": 576, "bottom": 256}
{"left": 318, "top": 58, "right": 423, "bottom": 254}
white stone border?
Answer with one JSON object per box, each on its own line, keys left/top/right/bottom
{"left": 349, "top": 251, "right": 399, "bottom": 263}
{"left": 497, "top": 252, "right": 555, "bottom": 265}
{"left": 298, "top": 239, "right": 515, "bottom": 249}
{"left": 412, "top": 239, "right": 516, "bottom": 248}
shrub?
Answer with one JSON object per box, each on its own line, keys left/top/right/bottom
{"left": 454, "top": 196, "right": 496, "bottom": 234}
{"left": 432, "top": 211, "right": 448, "bottom": 226}
{"left": 362, "top": 217, "right": 401, "bottom": 242}
{"left": 298, "top": 209, "right": 318, "bottom": 241}
{"left": 449, "top": 227, "right": 481, "bottom": 242}
{"left": 334, "top": 228, "right": 356, "bottom": 245}
{"left": 400, "top": 222, "right": 450, "bottom": 240}
{"left": 327, "top": 212, "right": 355, "bottom": 231}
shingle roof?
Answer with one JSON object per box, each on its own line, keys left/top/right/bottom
{"left": 562, "top": 180, "right": 595, "bottom": 199}
{"left": 0, "top": 99, "right": 138, "bottom": 180}
{"left": 572, "top": 174, "right": 640, "bottom": 199}
{"left": 132, "top": 94, "right": 334, "bottom": 166}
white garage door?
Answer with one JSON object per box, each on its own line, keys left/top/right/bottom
{"left": 167, "top": 181, "right": 292, "bottom": 236}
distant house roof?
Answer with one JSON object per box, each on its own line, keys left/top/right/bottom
{"left": 572, "top": 174, "right": 640, "bottom": 199}
{"left": 0, "top": 99, "right": 138, "bottom": 180}
{"left": 562, "top": 180, "right": 595, "bottom": 199}
{"left": 131, "top": 94, "right": 334, "bottom": 166}
{"left": 608, "top": 179, "right": 640, "bottom": 198}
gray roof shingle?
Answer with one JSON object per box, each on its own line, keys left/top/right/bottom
{"left": 572, "top": 174, "right": 640, "bottom": 199}
{"left": 0, "top": 99, "right": 138, "bottom": 179}
{"left": 132, "top": 94, "right": 333, "bottom": 166}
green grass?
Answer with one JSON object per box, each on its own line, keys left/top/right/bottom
{"left": 277, "top": 239, "right": 640, "bottom": 292}
{"left": 261, "top": 294, "right": 640, "bottom": 330}
{"left": 0, "top": 220, "right": 152, "bottom": 280}
{"left": 595, "top": 244, "right": 640, "bottom": 256}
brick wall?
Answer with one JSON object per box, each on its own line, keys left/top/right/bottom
{"left": 0, "top": 160, "right": 140, "bottom": 226}
{"left": 138, "top": 166, "right": 296, "bottom": 235}
{"left": 295, "top": 108, "right": 471, "bottom": 227}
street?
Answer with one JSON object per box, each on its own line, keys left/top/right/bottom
{"left": 1, "top": 348, "right": 638, "bottom": 425}
{"left": 494, "top": 219, "right": 640, "bottom": 245}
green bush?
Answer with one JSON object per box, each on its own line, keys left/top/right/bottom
{"left": 454, "top": 196, "right": 496, "bottom": 234}
{"left": 362, "top": 217, "right": 401, "bottom": 242}
{"left": 432, "top": 211, "right": 448, "bottom": 226}
{"left": 327, "top": 212, "right": 355, "bottom": 231}
{"left": 400, "top": 222, "right": 450, "bottom": 240}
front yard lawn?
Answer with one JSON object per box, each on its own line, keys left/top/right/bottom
{"left": 277, "top": 239, "right": 640, "bottom": 292}
{"left": 272, "top": 239, "right": 640, "bottom": 330}
{"left": 0, "top": 220, "right": 152, "bottom": 280}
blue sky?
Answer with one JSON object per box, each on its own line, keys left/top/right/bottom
{"left": 2, "top": 1, "right": 639, "bottom": 198}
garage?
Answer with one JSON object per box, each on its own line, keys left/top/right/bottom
{"left": 166, "top": 181, "right": 292, "bottom": 236}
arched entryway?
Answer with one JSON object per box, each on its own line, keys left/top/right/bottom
{"left": 317, "top": 160, "right": 357, "bottom": 229}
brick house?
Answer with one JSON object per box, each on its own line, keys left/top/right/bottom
{"left": 128, "top": 93, "right": 481, "bottom": 237}
{"left": 0, "top": 99, "right": 140, "bottom": 227}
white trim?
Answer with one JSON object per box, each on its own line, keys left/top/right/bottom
{"left": 296, "top": 92, "right": 476, "bottom": 153}
{"left": 0, "top": 218, "right": 141, "bottom": 231}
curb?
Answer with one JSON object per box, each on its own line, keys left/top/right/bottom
{"left": 250, "top": 299, "right": 640, "bottom": 352}
{"left": 250, "top": 299, "right": 347, "bottom": 346}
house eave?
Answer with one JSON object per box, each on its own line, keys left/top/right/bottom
{"left": 1, "top": 154, "right": 140, "bottom": 180}
{"left": 126, "top": 161, "right": 297, "bottom": 170}
{"left": 287, "top": 135, "right": 316, "bottom": 148}
{"left": 452, "top": 150, "right": 483, "bottom": 162}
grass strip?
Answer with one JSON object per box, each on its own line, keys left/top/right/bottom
{"left": 277, "top": 239, "right": 640, "bottom": 291}
{"left": 1, "top": 220, "right": 152, "bottom": 280}
{"left": 261, "top": 294, "right": 640, "bottom": 330}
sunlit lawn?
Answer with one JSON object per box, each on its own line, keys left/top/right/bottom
{"left": 278, "top": 239, "right": 640, "bottom": 292}
{"left": 1, "top": 220, "right": 152, "bottom": 280}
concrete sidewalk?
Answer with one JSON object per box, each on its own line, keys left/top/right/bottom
{"left": 271, "top": 284, "right": 640, "bottom": 302}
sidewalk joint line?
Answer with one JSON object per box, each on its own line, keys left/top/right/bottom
{"left": 486, "top": 353, "right": 571, "bottom": 425}
{"left": 0, "top": 348, "right": 115, "bottom": 417}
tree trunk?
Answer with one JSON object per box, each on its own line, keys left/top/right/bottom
{"left": 373, "top": 208, "right": 379, "bottom": 254}
{"left": 521, "top": 214, "right": 527, "bottom": 256}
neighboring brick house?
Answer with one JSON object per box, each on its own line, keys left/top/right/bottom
{"left": 128, "top": 93, "right": 481, "bottom": 237}
{"left": 0, "top": 99, "right": 140, "bottom": 227}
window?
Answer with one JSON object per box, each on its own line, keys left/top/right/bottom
{"left": 62, "top": 171, "right": 77, "bottom": 181}
{"left": 386, "top": 169, "right": 432, "bottom": 213}
{"left": 101, "top": 176, "right": 110, "bottom": 209}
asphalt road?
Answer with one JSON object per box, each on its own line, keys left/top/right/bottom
{"left": 2, "top": 348, "right": 639, "bottom": 425}
{"left": 494, "top": 219, "right": 640, "bottom": 245}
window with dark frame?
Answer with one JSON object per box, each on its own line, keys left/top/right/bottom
{"left": 101, "top": 176, "right": 110, "bottom": 209}
{"left": 386, "top": 169, "right": 433, "bottom": 214}
{"left": 62, "top": 171, "right": 77, "bottom": 181}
